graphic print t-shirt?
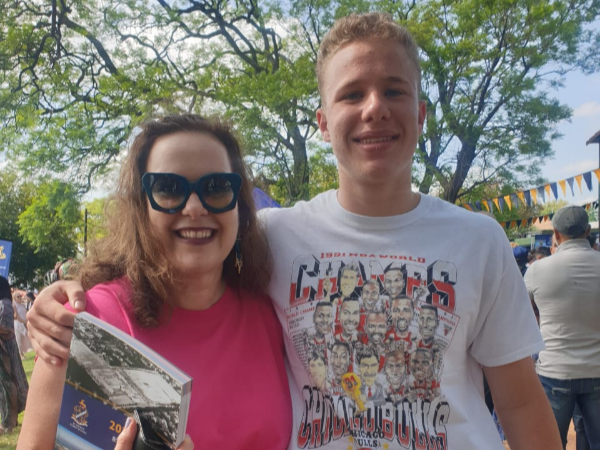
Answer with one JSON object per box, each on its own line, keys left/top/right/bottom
{"left": 261, "top": 191, "right": 543, "bottom": 450}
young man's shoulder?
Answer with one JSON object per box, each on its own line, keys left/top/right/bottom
{"left": 258, "top": 190, "right": 333, "bottom": 225}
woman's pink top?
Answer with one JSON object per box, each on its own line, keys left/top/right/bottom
{"left": 69, "top": 279, "right": 291, "bottom": 449}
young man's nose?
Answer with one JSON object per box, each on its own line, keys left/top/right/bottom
{"left": 362, "top": 91, "right": 391, "bottom": 122}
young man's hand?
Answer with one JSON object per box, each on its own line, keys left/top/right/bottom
{"left": 26, "top": 281, "right": 87, "bottom": 365}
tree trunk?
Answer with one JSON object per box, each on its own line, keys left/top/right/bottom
{"left": 443, "top": 140, "right": 477, "bottom": 203}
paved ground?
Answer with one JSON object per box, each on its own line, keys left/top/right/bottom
{"left": 503, "top": 421, "right": 575, "bottom": 449}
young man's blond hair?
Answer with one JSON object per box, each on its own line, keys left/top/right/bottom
{"left": 316, "top": 12, "right": 421, "bottom": 99}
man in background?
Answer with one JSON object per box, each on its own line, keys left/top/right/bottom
{"left": 524, "top": 205, "right": 600, "bottom": 449}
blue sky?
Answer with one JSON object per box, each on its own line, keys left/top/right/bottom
{"left": 539, "top": 68, "right": 600, "bottom": 207}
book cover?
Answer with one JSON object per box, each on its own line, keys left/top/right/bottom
{"left": 55, "top": 312, "right": 192, "bottom": 450}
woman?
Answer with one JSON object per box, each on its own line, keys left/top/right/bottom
{"left": 18, "top": 115, "right": 292, "bottom": 449}
{"left": 12, "top": 293, "right": 33, "bottom": 357}
{"left": 0, "top": 276, "right": 28, "bottom": 434}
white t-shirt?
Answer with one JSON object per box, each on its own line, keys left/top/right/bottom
{"left": 261, "top": 190, "right": 543, "bottom": 450}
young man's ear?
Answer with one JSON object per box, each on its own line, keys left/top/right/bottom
{"left": 316, "top": 108, "right": 331, "bottom": 143}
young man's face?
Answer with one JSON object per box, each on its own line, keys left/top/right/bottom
{"left": 384, "top": 269, "right": 405, "bottom": 299}
{"left": 391, "top": 298, "right": 414, "bottom": 333}
{"left": 313, "top": 304, "right": 334, "bottom": 336}
{"left": 340, "top": 300, "right": 360, "bottom": 334}
{"left": 316, "top": 38, "right": 426, "bottom": 190}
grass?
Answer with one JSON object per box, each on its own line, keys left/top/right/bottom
{"left": 0, "top": 350, "right": 35, "bottom": 449}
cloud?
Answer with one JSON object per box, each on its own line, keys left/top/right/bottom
{"left": 562, "top": 159, "right": 598, "bottom": 175}
{"left": 573, "top": 101, "right": 600, "bottom": 118}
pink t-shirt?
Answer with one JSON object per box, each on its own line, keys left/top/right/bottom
{"left": 68, "top": 279, "right": 291, "bottom": 449}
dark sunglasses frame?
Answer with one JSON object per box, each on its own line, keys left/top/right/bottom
{"left": 142, "top": 172, "right": 242, "bottom": 214}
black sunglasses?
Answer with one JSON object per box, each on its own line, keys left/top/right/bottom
{"left": 142, "top": 172, "right": 242, "bottom": 214}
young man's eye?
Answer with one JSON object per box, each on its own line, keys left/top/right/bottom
{"left": 386, "top": 89, "right": 404, "bottom": 97}
{"left": 344, "top": 92, "right": 362, "bottom": 100}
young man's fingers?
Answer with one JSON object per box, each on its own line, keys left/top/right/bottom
{"left": 27, "top": 282, "right": 83, "bottom": 328}
{"left": 27, "top": 320, "right": 71, "bottom": 364}
{"left": 27, "top": 313, "right": 74, "bottom": 347}
{"left": 178, "top": 435, "right": 194, "bottom": 450}
{"left": 60, "top": 281, "right": 87, "bottom": 311}
{"left": 28, "top": 336, "right": 66, "bottom": 367}
{"left": 114, "top": 417, "right": 137, "bottom": 450}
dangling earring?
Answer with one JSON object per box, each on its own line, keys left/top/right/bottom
{"left": 235, "top": 238, "right": 243, "bottom": 274}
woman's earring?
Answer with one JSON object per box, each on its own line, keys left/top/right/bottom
{"left": 235, "top": 238, "right": 243, "bottom": 274}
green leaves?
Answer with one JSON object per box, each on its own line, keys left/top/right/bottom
{"left": 1, "top": 0, "right": 598, "bottom": 207}
{"left": 0, "top": 172, "right": 81, "bottom": 288}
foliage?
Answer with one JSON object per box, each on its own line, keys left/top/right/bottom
{"left": 408, "top": 0, "right": 599, "bottom": 202}
{"left": 80, "top": 197, "right": 110, "bottom": 252}
{"left": 18, "top": 179, "right": 82, "bottom": 257}
{"left": 1, "top": 0, "right": 599, "bottom": 205}
{"left": 0, "top": 170, "right": 81, "bottom": 288}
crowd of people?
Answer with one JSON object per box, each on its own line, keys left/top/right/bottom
{"left": 1, "top": 10, "right": 596, "bottom": 450}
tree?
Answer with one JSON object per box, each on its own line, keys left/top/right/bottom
{"left": 18, "top": 179, "right": 82, "bottom": 259}
{"left": 0, "top": 172, "right": 81, "bottom": 287}
{"left": 408, "top": 0, "right": 598, "bottom": 202}
{"left": 80, "top": 197, "right": 110, "bottom": 252}
{"left": 1, "top": 0, "right": 599, "bottom": 204}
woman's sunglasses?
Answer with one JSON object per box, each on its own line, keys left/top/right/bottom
{"left": 142, "top": 172, "right": 242, "bottom": 214}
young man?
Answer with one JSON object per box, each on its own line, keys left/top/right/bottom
{"left": 28, "top": 12, "right": 560, "bottom": 450}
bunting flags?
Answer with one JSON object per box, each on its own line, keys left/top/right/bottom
{"left": 457, "top": 168, "right": 600, "bottom": 215}
{"left": 567, "top": 178, "right": 575, "bottom": 196}
{"left": 550, "top": 183, "right": 558, "bottom": 200}
{"left": 494, "top": 200, "right": 598, "bottom": 230}
{"left": 583, "top": 172, "right": 592, "bottom": 191}
{"left": 558, "top": 180, "right": 567, "bottom": 197}
{"left": 575, "top": 174, "right": 583, "bottom": 193}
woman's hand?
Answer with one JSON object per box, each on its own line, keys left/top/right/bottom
{"left": 114, "top": 419, "right": 194, "bottom": 450}
{"left": 26, "top": 281, "right": 87, "bottom": 365}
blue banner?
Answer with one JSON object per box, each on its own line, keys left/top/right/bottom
{"left": 252, "top": 187, "right": 281, "bottom": 210}
{"left": 0, "top": 240, "right": 12, "bottom": 279}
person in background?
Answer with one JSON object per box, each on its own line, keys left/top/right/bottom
{"left": 0, "top": 276, "right": 28, "bottom": 434}
{"left": 524, "top": 205, "right": 600, "bottom": 449}
{"left": 534, "top": 246, "right": 552, "bottom": 261}
{"left": 12, "top": 292, "right": 33, "bottom": 358}
{"left": 24, "top": 292, "right": 35, "bottom": 312}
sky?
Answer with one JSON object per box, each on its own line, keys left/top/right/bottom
{"left": 537, "top": 69, "right": 600, "bottom": 208}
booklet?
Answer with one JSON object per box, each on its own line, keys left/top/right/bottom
{"left": 55, "top": 312, "right": 193, "bottom": 450}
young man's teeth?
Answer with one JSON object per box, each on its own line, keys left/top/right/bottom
{"left": 180, "top": 230, "right": 212, "bottom": 239}
{"left": 360, "top": 137, "right": 393, "bottom": 144}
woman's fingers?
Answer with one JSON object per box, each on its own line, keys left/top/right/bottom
{"left": 114, "top": 417, "right": 137, "bottom": 450}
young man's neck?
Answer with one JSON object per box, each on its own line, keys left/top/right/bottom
{"left": 337, "top": 180, "right": 420, "bottom": 217}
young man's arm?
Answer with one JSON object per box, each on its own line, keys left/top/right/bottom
{"left": 483, "top": 357, "right": 561, "bottom": 450}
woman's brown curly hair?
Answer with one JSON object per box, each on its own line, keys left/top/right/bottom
{"left": 78, "top": 114, "right": 272, "bottom": 327}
